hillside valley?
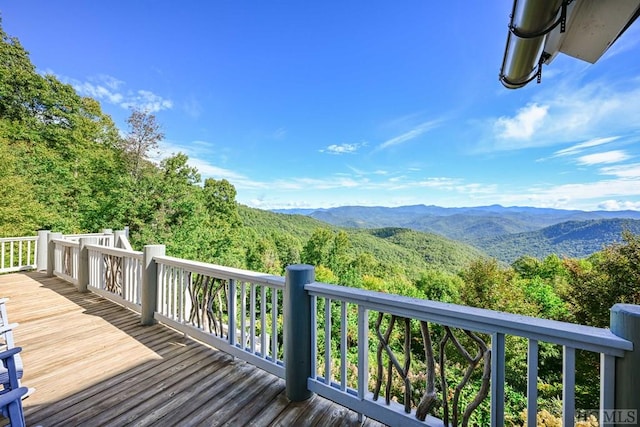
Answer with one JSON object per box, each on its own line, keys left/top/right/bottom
{"left": 240, "top": 205, "right": 485, "bottom": 276}
{"left": 274, "top": 205, "right": 640, "bottom": 262}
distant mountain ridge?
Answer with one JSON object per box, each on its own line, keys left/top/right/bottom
{"left": 272, "top": 204, "right": 640, "bottom": 237}
{"left": 476, "top": 218, "right": 640, "bottom": 263}
{"left": 272, "top": 204, "right": 640, "bottom": 262}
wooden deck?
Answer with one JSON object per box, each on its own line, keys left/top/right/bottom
{"left": 1, "top": 272, "right": 385, "bottom": 427}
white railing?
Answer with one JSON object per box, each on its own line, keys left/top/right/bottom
{"left": 0, "top": 236, "right": 37, "bottom": 274}
{"left": 154, "top": 255, "right": 286, "bottom": 378}
{"left": 64, "top": 233, "right": 114, "bottom": 247}
{"left": 304, "top": 282, "right": 633, "bottom": 427}
{"left": 87, "top": 245, "right": 143, "bottom": 313}
{"left": 8, "top": 228, "right": 636, "bottom": 426}
{"left": 52, "top": 238, "right": 79, "bottom": 285}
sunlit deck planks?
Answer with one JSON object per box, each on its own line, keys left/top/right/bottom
{"left": 1, "top": 272, "right": 385, "bottom": 426}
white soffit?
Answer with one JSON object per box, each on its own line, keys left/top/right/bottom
{"left": 545, "top": 0, "right": 640, "bottom": 64}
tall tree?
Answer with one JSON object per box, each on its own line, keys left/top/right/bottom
{"left": 1, "top": 21, "right": 126, "bottom": 233}
{"left": 123, "top": 108, "right": 164, "bottom": 179}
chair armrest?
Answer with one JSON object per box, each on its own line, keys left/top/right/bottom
{"left": 0, "top": 347, "right": 22, "bottom": 389}
{"left": 0, "top": 386, "right": 28, "bottom": 407}
{"left": 0, "top": 323, "right": 18, "bottom": 335}
{"left": 0, "top": 347, "right": 21, "bottom": 361}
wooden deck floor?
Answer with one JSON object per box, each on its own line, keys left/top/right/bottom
{"left": 1, "top": 272, "right": 385, "bottom": 427}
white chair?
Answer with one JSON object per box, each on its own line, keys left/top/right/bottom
{"left": 0, "top": 299, "right": 26, "bottom": 394}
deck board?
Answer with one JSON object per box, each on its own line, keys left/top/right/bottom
{"left": 0, "top": 272, "right": 386, "bottom": 426}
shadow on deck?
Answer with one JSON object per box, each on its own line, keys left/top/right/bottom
{"left": 1, "top": 272, "right": 385, "bottom": 426}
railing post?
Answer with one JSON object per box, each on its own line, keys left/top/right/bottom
{"left": 284, "top": 264, "right": 315, "bottom": 402}
{"left": 36, "top": 230, "right": 49, "bottom": 271}
{"left": 77, "top": 237, "right": 97, "bottom": 292}
{"left": 114, "top": 230, "right": 126, "bottom": 248}
{"left": 141, "top": 245, "right": 165, "bottom": 326}
{"left": 611, "top": 304, "right": 640, "bottom": 420}
{"left": 46, "top": 232, "right": 62, "bottom": 277}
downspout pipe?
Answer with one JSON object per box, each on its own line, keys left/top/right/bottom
{"left": 500, "top": 0, "right": 564, "bottom": 89}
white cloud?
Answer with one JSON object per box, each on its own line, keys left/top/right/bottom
{"left": 415, "top": 177, "right": 461, "bottom": 188}
{"left": 154, "top": 140, "right": 266, "bottom": 190}
{"left": 320, "top": 142, "right": 365, "bottom": 155}
{"left": 95, "top": 74, "right": 124, "bottom": 91}
{"left": 598, "top": 200, "right": 640, "bottom": 211}
{"left": 599, "top": 163, "right": 640, "bottom": 178}
{"left": 455, "top": 183, "right": 499, "bottom": 194}
{"left": 378, "top": 119, "right": 442, "bottom": 150}
{"left": 485, "top": 78, "right": 640, "bottom": 152}
{"left": 538, "top": 180, "right": 640, "bottom": 202}
{"left": 186, "top": 158, "right": 246, "bottom": 181}
{"left": 576, "top": 150, "right": 630, "bottom": 165}
{"left": 121, "top": 90, "right": 173, "bottom": 113}
{"left": 73, "top": 81, "right": 124, "bottom": 104}
{"left": 495, "top": 103, "right": 549, "bottom": 140}
{"left": 554, "top": 136, "right": 620, "bottom": 157}
{"left": 55, "top": 73, "right": 173, "bottom": 113}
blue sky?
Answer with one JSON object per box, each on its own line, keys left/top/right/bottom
{"left": 3, "top": 1, "right": 640, "bottom": 211}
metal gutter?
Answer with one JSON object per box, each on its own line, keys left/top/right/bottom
{"left": 499, "top": 0, "right": 563, "bottom": 89}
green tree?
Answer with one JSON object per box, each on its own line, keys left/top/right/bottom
{"left": 415, "top": 270, "right": 462, "bottom": 303}
{"left": 1, "top": 21, "right": 126, "bottom": 234}
{"left": 301, "top": 228, "right": 334, "bottom": 266}
{"left": 203, "top": 178, "right": 241, "bottom": 228}
{"left": 565, "top": 232, "right": 640, "bottom": 327}
{"left": 122, "top": 108, "right": 163, "bottom": 179}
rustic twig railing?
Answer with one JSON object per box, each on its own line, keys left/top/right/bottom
{"left": 304, "top": 280, "right": 633, "bottom": 427}
{"left": 87, "top": 245, "right": 143, "bottom": 312}
{"left": 11, "top": 230, "right": 639, "bottom": 427}
{"left": 52, "top": 238, "right": 79, "bottom": 285}
{"left": 153, "top": 255, "right": 286, "bottom": 378}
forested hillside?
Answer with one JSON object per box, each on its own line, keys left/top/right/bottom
{"left": 3, "top": 22, "right": 640, "bottom": 425}
{"left": 475, "top": 218, "right": 640, "bottom": 263}
{"left": 279, "top": 204, "right": 640, "bottom": 262}
{"left": 239, "top": 205, "right": 486, "bottom": 278}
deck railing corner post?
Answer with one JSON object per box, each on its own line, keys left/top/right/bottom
{"left": 141, "top": 245, "right": 165, "bottom": 326}
{"left": 114, "top": 230, "right": 126, "bottom": 249}
{"left": 77, "top": 237, "right": 97, "bottom": 292}
{"left": 611, "top": 303, "right": 640, "bottom": 416}
{"left": 284, "top": 264, "right": 315, "bottom": 402}
{"left": 46, "top": 232, "right": 62, "bottom": 277}
{"left": 36, "top": 230, "right": 49, "bottom": 271}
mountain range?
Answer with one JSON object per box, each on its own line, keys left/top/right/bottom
{"left": 272, "top": 205, "right": 640, "bottom": 263}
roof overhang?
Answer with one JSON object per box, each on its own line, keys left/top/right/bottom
{"left": 499, "top": 0, "right": 640, "bottom": 89}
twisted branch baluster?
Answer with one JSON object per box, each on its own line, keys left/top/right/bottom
{"left": 186, "top": 273, "right": 228, "bottom": 337}
{"left": 63, "top": 247, "right": 72, "bottom": 276}
{"left": 438, "top": 326, "right": 491, "bottom": 427}
{"left": 416, "top": 321, "right": 438, "bottom": 420}
{"left": 373, "top": 314, "right": 413, "bottom": 413}
{"left": 103, "top": 254, "right": 122, "bottom": 296}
